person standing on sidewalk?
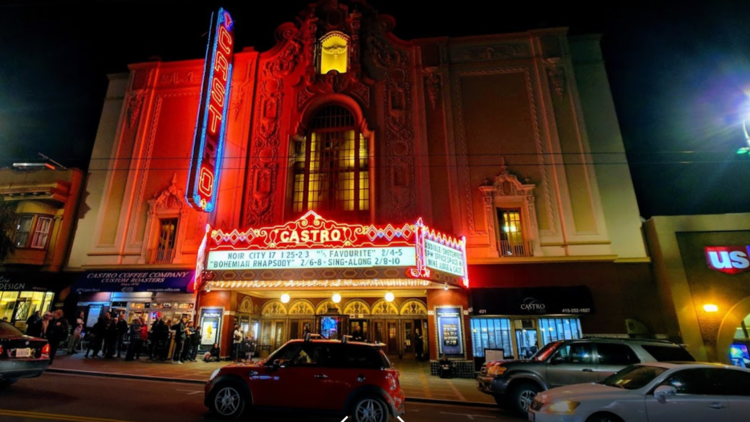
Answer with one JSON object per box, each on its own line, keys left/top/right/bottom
{"left": 232, "top": 324, "right": 243, "bottom": 362}
{"left": 115, "top": 313, "right": 128, "bottom": 358}
{"left": 25, "top": 311, "right": 42, "bottom": 337}
{"left": 171, "top": 315, "right": 187, "bottom": 364}
{"left": 137, "top": 317, "right": 148, "bottom": 360}
{"left": 188, "top": 322, "right": 202, "bottom": 361}
{"left": 124, "top": 317, "right": 142, "bottom": 361}
{"left": 103, "top": 316, "right": 119, "bottom": 358}
{"left": 180, "top": 320, "right": 195, "bottom": 362}
{"left": 46, "top": 309, "right": 68, "bottom": 365}
{"left": 85, "top": 316, "right": 105, "bottom": 358}
{"left": 67, "top": 311, "right": 84, "bottom": 354}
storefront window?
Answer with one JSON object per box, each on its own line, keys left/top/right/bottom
{"left": 471, "top": 318, "right": 512, "bottom": 357}
{"left": 0, "top": 292, "right": 19, "bottom": 320}
{"left": 539, "top": 317, "right": 582, "bottom": 346}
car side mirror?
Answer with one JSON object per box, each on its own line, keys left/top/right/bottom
{"left": 269, "top": 359, "right": 281, "bottom": 371}
{"left": 550, "top": 356, "right": 565, "bottom": 365}
{"left": 654, "top": 385, "right": 677, "bottom": 403}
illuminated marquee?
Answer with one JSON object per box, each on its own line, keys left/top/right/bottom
{"left": 203, "top": 210, "right": 469, "bottom": 287}
{"left": 186, "top": 8, "right": 234, "bottom": 212}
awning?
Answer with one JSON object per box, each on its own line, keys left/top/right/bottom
{"left": 74, "top": 270, "right": 195, "bottom": 293}
{"left": 470, "top": 285, "right": 594, "bottom": 315}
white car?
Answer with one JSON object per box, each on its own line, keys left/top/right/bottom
{"left": 528, "top": 362, "right": 750, "bottom": 422}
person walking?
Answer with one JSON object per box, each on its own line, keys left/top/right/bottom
{"left": 414, "top": 328, "right": 424, "bottom": 361}
{"left": 172, "top": 315, "right": 187, "bottom": 364}
{"left": 67, "top": 311, "right": 84, "bottom": 354}
{"left": 232, "top": 324, "right": 243, "bottom": 362}
{"left": 46, "top": 309, "right": 69, "bottom": 365}
{"left": 25, "top": 311, "right": 42, "bottom": 337}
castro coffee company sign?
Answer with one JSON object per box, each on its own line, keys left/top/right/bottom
{"left": 705, "top": 246, "right": 750, "bottom": 274}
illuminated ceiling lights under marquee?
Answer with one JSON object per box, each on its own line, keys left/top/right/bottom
{"left": 198, "top": 211, "right": 469, "bottom": 290}
{"left": 186, "top": 8, "right": 234, "bottom": 212}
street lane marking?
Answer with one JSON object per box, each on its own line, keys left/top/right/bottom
{"left": 418, "top": 371, "right": 433, "bottom": 398}
{"left": 0, "top": 409, "right": 135, "bottom": 422}
{"left": 446, "top": 380, "right": 467, "bottom": 401}
{"left": 397, "top": 417, "right": 406, "bottom": 422}
{"left": 440, "top": 412, "right": 496, "bottom": 420}
{"left": 341, "top": 417, "right": 348, "bottom": 422}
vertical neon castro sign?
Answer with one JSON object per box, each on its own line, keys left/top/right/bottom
{"left": 186, "top": 8, "right": 234, "bottom": 212}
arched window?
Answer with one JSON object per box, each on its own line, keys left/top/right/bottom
{"left": 292, "top": 105, "right": 369, "bottom": 220}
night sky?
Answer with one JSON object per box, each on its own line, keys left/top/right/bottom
{"left": 1, "top": 0, "right": 750, "bottom": 219}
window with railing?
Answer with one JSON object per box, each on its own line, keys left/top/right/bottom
{"left": 538, "top": 317, "right": 583, "bottom": 347}
{"left": 292, "top": 105, "right": 369, "bottom": 220}
{"left": 497, "top": 208, "right": 532, "bottom": 257}
{"left": 471, "top": 318, "right": 513, "bottom": 358}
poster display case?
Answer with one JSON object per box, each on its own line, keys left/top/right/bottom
{"left": 199, "top": 307, "right": 223, "bottom": 347}
{"left": 436, "top": 306, "right": 464, "bottom": 357}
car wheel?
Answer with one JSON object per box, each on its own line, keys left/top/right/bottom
{"left": 209, "top": 383, "right": 247, "bottom": 420}
{"left": 586, "top": 413, "right": 624, "bottom": 422}
{"left": 351, "top": 396, "right": 388, "bottom": 422}
{"left": 511, "top": 382, "right": 541, "bottom": 417}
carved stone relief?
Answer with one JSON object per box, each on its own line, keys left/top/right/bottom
{"left": 262, "top": 301, "right": 288, "bottom": 315}
{"left": 450, "top": 43, "right": 531, "bottom": 63}
{"left": 239, "top": 297, "right": 253, "bottom": 313}
{"left": 288, "top": 300, "right": 315, "bottom": 315}
{"left": 544, "top": 58, "right": 566, "bottom": 98}
{"left": 315, "top": 300, "right": 342, "bottom": 315}
{"left": 400, "top": 300, "right": 427, "bottom": 315}
{"left": 423, "top": 67, "right": 441, "bottom": 110}
{"left": 343, "top": 300, "right": 371, "bottom": 315}
{"left": 371, "top": 300, "right": 399, "bottom": 315}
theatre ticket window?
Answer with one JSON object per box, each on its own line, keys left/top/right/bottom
{"left": 471, "top": 318, "right": 512, "bottom": 358}
{"left": 539, "top": 317, "right": 582, "bottom": 347}
{"left": 292, "top": 105, "right": 369, "bottom": 220}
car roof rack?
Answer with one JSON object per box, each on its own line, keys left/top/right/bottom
{"left": 303, "top": 332, "right": 323, "bottom": 342}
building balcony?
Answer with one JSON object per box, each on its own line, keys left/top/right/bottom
{"left": 147, "top": 248, "right": 175, "bottom": 265}
{"left": 498, "top": 240, "right": 534, "bottom": 257}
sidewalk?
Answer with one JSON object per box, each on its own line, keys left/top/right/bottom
{"left": 45, "top": 351, "right": 495, "bottom": 406}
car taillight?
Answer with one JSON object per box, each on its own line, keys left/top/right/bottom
{"left": 42, "top": 344, "right": 50, "bottom": 357}
{"left": 386, "top": 373, "right": 398, "bottom": 390}
{"left": 0, "top": 345, "right": 3, "bottom": 355}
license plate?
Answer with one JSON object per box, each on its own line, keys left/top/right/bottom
{"left": 15, "top": 348, "right": 31, "bottom": 358}
{"left": 528, "top": 411, "right": 535, "bottom": 421}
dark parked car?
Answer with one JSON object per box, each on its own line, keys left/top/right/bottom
{"left": 205, "top": 336, "right": 405, "bottom": 421}
{"left": 0, "top": 320, "right": 50, "bottom": 388}
{"left": 476, "top": 337, "right": 695, "bottom": 416}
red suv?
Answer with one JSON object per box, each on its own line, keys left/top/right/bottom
{"left": 204, "top": 337, "right": 405, "bottom": 421}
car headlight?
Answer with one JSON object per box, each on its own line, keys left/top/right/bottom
{"left": 488, "top": 365, "right": 507, "bottom": 376}
{"left": 209, "top": 369, "right": 221, "bottom": 381}
{"left": 546, "top": 400, "right": 580, "bottom": 414}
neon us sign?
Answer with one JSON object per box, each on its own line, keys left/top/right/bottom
{"left": 187, "top": 8, "right": 234, "bottom": 212}
{"left": 705, "top": 246, "right": 750, "bottom": 274}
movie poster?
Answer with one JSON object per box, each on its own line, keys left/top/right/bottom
{"left": 436, "top": 306, "right": 463, "bottom": 356}
{"left": 200, "top": 308, "right": 222, "bottom": 346}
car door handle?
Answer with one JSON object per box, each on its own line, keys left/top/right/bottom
{"left": 314, "top": 374, "right": 328, "bottom": 379}
{"left": 248, "top": 371, "right": 259, "bottom": 376}
{"left": 708, "top": 402, "right": 726, "bottom": 410}
{"left": 357, "top": 375, "right": 366, "bottom": 382}
{"left": 582, "top": 368, "right": 594, "bottom": 372}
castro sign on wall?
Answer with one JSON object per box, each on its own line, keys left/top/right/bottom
{"left": 202, "top": 210, "right": 468, "bottom": 287}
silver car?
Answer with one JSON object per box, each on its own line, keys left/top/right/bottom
{"left": 0, "top": 320, "right": 50, "bottom": 389}
{"left": 529, "top": 362, "right": 750, "bottom": 422}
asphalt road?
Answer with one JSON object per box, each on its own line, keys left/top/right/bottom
{"left": 0, "top": 373, "right": 525, "bottom": 422}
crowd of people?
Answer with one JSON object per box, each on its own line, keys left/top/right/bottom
{"left": 23, "top": 309, "right": 257, "bottom": 365}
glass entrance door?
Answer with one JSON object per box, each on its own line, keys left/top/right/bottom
{"left": 515, "top": 329, "right": 539, "bottom": 360}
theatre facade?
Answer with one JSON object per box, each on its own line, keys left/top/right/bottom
{"left": 66, "top": 0, "right": 658, "bottom": 366}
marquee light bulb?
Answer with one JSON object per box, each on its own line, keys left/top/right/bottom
{"left": 332, "top": 293, "right": 342, "bottom": 303}
{"left": 280, "top": 293, "right": 290, "bottom": 303}
{"left": 385, "top": 292, "right": 395, "bottom": 302}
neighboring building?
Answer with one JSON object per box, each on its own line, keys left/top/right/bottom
{"left": 66, "top": 0, "right": 657, "bottom": 368}
{"left": 645, "top": 213, "right": 750, "bottom": 365}
{"left": 0, "top": 166, "right": 84, "bottom": 330}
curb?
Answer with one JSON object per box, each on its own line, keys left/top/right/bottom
{"left": 45, "top": 368, "right": 497, "bottom": 407}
